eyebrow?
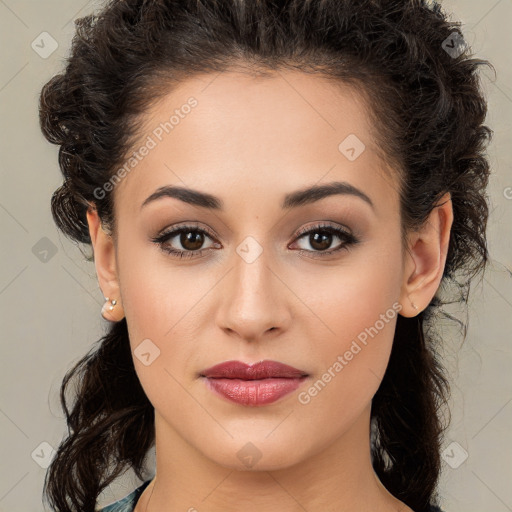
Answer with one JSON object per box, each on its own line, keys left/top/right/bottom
{"left": 140, "top": 181, "right": 374, "bottom": 211}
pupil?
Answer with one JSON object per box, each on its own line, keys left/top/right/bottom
{"left": 311, "top": 232, "right": 331, "bottom": 250}
{"left": 182, "top": 231, "right": 203, "bottom": 250}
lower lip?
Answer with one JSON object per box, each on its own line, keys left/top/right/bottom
{"left": 203, "top": 377, "right": 307, "bottom": 406}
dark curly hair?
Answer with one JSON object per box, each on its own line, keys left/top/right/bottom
{"left": 39, "top": 1, "right": 493, "bottom": 511}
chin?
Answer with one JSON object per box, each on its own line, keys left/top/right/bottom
{"left": 199, "top": 434, "right": 309, "bottom": 472}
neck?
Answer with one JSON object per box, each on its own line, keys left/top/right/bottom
{"left": 135, "top": 404, "right": 412, "bottom": 512}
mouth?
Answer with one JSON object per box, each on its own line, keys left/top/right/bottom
{"left": 200, "top": 360, "right": 309, "bottom": 406}
{"left": 200, "top": 359, "right": 309, "bottom": 379}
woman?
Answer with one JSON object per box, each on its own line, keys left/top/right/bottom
{"left": 38, "top": 0, "right": 493, "bottom": 511}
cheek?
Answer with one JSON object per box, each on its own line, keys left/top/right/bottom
{"left": 294, "top": 246, "right": 402, "bottom": 422}
{"left": 298, "top": 239, "right": 402, "bottom": 350}
{"left": 295, "top": 312, "right": 398, "bottom": 452}
{"left": 116, "top": 233, "right": 189, "bottom": 338}
{"left": 116, "top": 240, "right": 217, "bottom": 406}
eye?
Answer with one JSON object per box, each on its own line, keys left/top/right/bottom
{"left": 151, "top": 221, "right": 360, "bottom": 259}
{"left": 290, "top": 222, "right": 360, "bottom": 258}
{"left": 151, "top": 223, "right": 220, "bottom": 259}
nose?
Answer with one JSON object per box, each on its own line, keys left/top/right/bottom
{"left": 215, "top": 242, "right": 292, "bottom": 343}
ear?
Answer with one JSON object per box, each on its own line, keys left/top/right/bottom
{"left": 399, "top": 192, "right": 453, "bottom": 317}
{"left": 86, "top": 204, "right": 125, "bottom": 322}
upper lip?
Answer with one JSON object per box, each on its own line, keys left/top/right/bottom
{"left": 200, "top": 360, "right": 309, "bottom": 379}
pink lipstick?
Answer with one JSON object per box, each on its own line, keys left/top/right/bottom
{"left": 200, "top": 360, "right": 309, "bottom": 406}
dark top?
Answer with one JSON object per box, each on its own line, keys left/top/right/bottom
{"left": 97, "top": 480, "right": 151, "bottom": 512}
{"left": 97, "top": 479, "right": 445, "bottom": 511}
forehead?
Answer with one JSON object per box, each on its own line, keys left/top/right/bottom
{"left": 113, "top": 70, "right": 397, "bottom": 216}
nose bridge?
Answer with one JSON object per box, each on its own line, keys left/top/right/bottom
{"left": 231, "top": 232, "right": 277, "bottom": 309}
{"left": 217, "top": 232, "right": 291, "bottom": 339}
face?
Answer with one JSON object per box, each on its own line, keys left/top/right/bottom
{"left": 104, "top": 70, "right": 411, "bottom": 469}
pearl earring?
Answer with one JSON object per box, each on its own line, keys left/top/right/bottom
{"left": 103, "top": 296, "right": 117, "bottom": 311}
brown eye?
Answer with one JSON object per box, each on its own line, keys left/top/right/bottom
{"left": 151, "top": 224, "right": 219, "bottom": 259}
{"left": 180, "top": 230, "right": 205, "bottom": 251}
{"left": 308, "top": 231, "right": 334, "bottom": 251}
{"left": 292, "top": 222, "right": 360, "bottom": 258}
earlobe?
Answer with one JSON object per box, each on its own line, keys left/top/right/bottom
{"left": 86, "top": 205, "right": 125, "bottom": 322}
{"left": 399, "top": 192, "right": 453, "bottom": 317}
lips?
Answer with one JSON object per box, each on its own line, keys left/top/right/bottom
{"left": 200, "top": 360, "right": 309, "bottom": 379}
{"left": 200, "top": 360, "right": 310, "bottom": 406}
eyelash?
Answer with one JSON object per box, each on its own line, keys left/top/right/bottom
{"left": 151, "top": 222, "right": 360, "bottom": 260}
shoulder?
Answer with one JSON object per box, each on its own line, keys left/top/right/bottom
{"left": 96, "top": 480, "right": 152, "bottom": 512}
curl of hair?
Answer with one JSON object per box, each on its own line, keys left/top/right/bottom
{"left": 40, "top": 1, "right": 493, "bottom": 511}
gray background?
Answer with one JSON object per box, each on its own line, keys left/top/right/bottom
{"left": 0, "top": 1, "right": 511, "bottom": 511}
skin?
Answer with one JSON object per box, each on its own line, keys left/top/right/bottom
{"left": 86, "top": 70, "right": 453, "bottom": 512}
